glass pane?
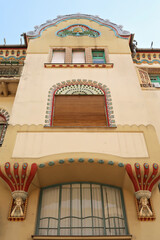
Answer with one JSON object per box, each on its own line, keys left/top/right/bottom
{"left": 39, "top": 229, "right": 48, "bottom": 235}
{"left": 93, "top": 58, "right": 105, "bottom": 64}
{"left": 40, "top": 187, "right": 59, "bottom": 219}
{"left": 82, "top": 228, "right": 92, "bottom": 235}
{"left": 72, "top": 184, "right": 81, "bottom": 219}
{"left": 93, "top": 227, "right": 104, "bottom": 235}
{"left": 60, "top": 185, "right": 70, "bottom": 228}
{"left": 82, "top": 184, "right": 92, "bottom": 227}
{"left": 92, "top": 184, "right": 103, "bottom": 229}
{"left": 38, "top": 183, "right": 127, "bottom": 236}
{"left": 39, "top": 218, "right": 48, "bottom": 228}
{"left": 60, "top": 228, "right": 70, "bottom": 235}
{"left": 72, "top": 228, "right": 81, "bottom": 235}
{"left": 48, "top": 229, "right": 57, "bottom": 235}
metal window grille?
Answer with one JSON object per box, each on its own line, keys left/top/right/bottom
{"left": 36, "top": 183, "right": 128, "bottom": 236}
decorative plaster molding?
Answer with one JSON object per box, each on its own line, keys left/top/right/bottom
{"left": 26, "top": 14, "right": 130, "bottom": 39}
{"left": 56, "top": 24, "right": 100, "bottom": 38}
{"left": 45, "top": 79, "right": 116, "bottom": 128}
{"left": 126, "top": 163, "right": 160, "bottom": 220}
{"left": 0, "top": 162, "right": 38, "bottom": 220}
{"left": 38, "top": 158, "right": 124, "bottom": 168}
{"left": 44, "top": 63, "right": 113, "bottom": 68}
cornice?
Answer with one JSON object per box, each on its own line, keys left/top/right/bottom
{"left": 26, "top": 14, "right": 130, "bottom": 39}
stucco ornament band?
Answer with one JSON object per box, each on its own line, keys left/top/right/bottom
{"left": 26, "top": 14, "right": 130, "bottom": 39}
{"left": 0, "top": 162, "right": 37, "bottom": 218}
{"left": 126, "top": 163, "right": 160, "bottom": 218}
{"left": 56, "top": 24, "right": 100, "bottom": 38}
{"left": 45, "top": 79, "right": 116, "bottom": 128}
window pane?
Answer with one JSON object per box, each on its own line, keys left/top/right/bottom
{"left": 149, "top": 75, "right": 160, "bottom": 87}
{"left": 38, "top": 183, "right": 127, "bottom": 236}
{"left": 51, "top": 50, "right": 65, "bottom": 63}
{"left": 72, "top": 51, "right": 85, "bottom": 63}
{"left": 92, "top": 50, "right": 105, "bottom": 63}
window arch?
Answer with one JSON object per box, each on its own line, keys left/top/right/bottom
{"left": 45, "top": 80, "right": 116, "bottom": 127}
{"left": 0, "top": 109, "right": 9, "bottom": 146}
{"left": 36, "top": 183, "right": 128, "bottom": 236}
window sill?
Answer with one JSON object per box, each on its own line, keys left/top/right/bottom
{"left": 140, "top": 84, "right": 160, "bottom": 90}
{"left": 44, "top": 63, "right": 113, "bottom": 68}
{"left": 32, "top": 235, "right": 132, "bottom": 240}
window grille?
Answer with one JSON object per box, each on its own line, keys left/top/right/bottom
{"left": 36, "top": 183, "right": 128, "bottom": 236}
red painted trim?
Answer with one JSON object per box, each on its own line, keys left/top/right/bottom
{"left": 135, "top": 163, "right": 142, "bottom": 190}
{"left": 149, "top": 174, "right": 160, "bottom": 192}
{"left": 24, "top": 163, "right": 38, "bottom": 192}
{"left": 13, "top": 163, "right": 20, "bottom": 190}
{"left": 101, "top": 88, "right": 110, "bottom": 127}
{"left": 146, "top": 164, "right": 158, "bottom": 190}
{"left": 143, "top": 164, "right": 149, "bottom": 190}
{"left": 50, "top": 90, "right": 57, "bottom": 126}
{"left": 20, "top": 163, "right": 28, "bottom": 190}
{"left": 5, "top": 162, "right": 17, "bottom": 191}
{"left": 126, "top": 164, "right": 139, "bottom": 192}
{"left": 0, "top": 167, "right": 15, "bottom": 192}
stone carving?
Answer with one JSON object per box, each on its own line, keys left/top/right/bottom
{"left": 11, "top": 197, "right": 24, "bottom": 217}
{"left": 0, "top": 162, "right": 37, "bottom": 220}
{"left": 126, "top": 163, "right": 160, "bottom": 219}
{"left": 139, "top": 197, "right": 153, "bottom": 217}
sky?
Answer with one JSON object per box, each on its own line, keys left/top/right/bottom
{"left": 0, "top": 0, "right": 160, "bottom": 48}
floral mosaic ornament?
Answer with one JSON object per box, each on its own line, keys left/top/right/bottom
{"left": 45, "top": 79, "right": 116, "bottom": 128}
{"left": 126, "top": 163, "right": 160, "bottom": 220}
{"left": 0, "top": 162, "right": 38, "bottom": 221}
{"left": 56, "top": 24, "right": 100, "bottom": 38}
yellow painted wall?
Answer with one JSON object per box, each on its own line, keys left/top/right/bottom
{"left": 27, "top": 19, "right": 130, "bottom": 54}
{"left": 0, "top": 97, "right": 15, "bottom": 117}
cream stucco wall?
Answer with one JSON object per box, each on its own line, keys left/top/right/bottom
{"left": 12, "top": 132, "right": 148, "bottom": 158}
{"left": 0, "top": 97, "right": 15, "bottom": 116}
{"left": 10, "top": 53, "right": 160, "bottom": 142}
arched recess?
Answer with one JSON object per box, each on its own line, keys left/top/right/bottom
{"left": 45, "top": 79, "right": 116, "bottom": 127}
{"left": 0, "top": 108, "right": 10, "bottom": 146}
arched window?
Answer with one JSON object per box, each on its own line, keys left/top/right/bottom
{"left": 36, "top": 183, "right": 128, "bottom": 236}
{"left": 45, "top": 80, "right": 116, "bottom": 128}
{"left": 0, "top": 109, "right": 9, "bottom": 146}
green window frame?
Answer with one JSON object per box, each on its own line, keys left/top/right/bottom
{"left": 92, "top": 50, "right": 106, "bottom": 64}
{"left": 149, "top": 74, "right": 160, "bottom": 87}
{"left": 36, "top": 183, "right": 128, "bottom": 236}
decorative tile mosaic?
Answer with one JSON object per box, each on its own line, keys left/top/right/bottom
{"left": 56, "top": 24, "right": 100, "bottom": 38}
{"left": 44, "top": 79, "right": 116, "bottom": 128}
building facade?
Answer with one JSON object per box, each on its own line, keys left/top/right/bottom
{"left": 0, "top": 14, "right": 160, "bottom": 240}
